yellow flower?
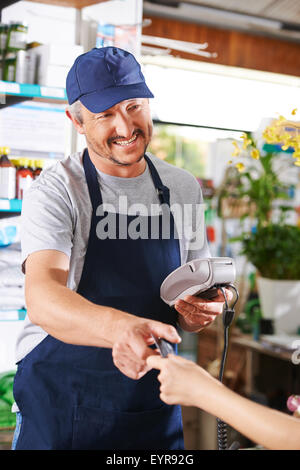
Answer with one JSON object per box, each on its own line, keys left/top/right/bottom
{"left": 275, "top": 115, "right": 287, "bottom": 126}
{"left": 235, "top": 162, "right": 245, "bottom": 172}
{"left": 227, "top": 160, "right": 233, "bottom": 165}
{"left": 243, "top": 139, "right": 252, "bottom": 150}
{"left": 240, "top": 133, "right": 252, "bottom": 150}
{"left": 292, "top": 150, "right": 300, "bottom": 159}
{"left": 232, "top": 141, "right": 241, "bottom": 157}
{"left": 294, "top": 160, "right": 300, "bottom": 166}
{"left": 263, "top": 126, "right": 281, "bottom": 144}
{"left": 251, "top": 149, "right": 260, "bottom": 160}
{"left": 291, "top": 108, "right": 297, "bottom": 116}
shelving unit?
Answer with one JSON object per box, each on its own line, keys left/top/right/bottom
{"left": 0, "top": 81, "right": 67, "bottom": 108}
{"left": 0, "top": 1, "right": 104, "bottom": 336}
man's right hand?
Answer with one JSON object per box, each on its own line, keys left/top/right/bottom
{"left": 112, "top": 315, "right": 181, "bottom": 380}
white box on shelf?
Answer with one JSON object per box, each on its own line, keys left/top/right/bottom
{"left": 38, "top": 64, "right": 70, "bottom": 88}
{"left": 35, "top": 44, "right": 83, "bottom": 87}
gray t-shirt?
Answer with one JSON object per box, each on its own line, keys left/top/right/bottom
{"left": 16, "top": 150, "right": 210, "bottom": 363}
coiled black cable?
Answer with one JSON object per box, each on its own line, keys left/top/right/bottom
{"left": 217, "top": 418, "right": 228, "bottom": 450}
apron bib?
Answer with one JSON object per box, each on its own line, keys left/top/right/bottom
{"left": 13, "top": 150, "right": 184, "bottom": 450}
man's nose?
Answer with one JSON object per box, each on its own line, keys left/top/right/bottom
{"left": 113, "top": 112, "right": 134, "bottom": 139}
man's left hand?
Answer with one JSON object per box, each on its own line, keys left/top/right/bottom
{"left": 175, "top": 288, "right": 232, "bottom": 332}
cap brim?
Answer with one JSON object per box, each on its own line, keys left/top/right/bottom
{"left": 79, "top": 82, "right": 154, "bottom": 113}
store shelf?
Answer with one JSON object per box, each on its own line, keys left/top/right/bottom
{"left": 0, "top": 309, "right": 26, "bottom": 322}
{"left": 0, "top": 199, "right": 22, "bottom": 213}
{"left": 0, "top": 81, "right": 67, "bottom": 108}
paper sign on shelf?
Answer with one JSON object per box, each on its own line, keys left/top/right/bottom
{"left": 0, "top": 199, "right": 10, "bottom": 211}
{"left": 0, "top": 100, "right": 67, "bottom": 157}
{"left": 40, "top": 86, "right": 65, "bottom": 98}
{"left": 0, "top": 81, "right": 20, "bottom": 94}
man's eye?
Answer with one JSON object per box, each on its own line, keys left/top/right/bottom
{"left": 129, "top": 105, "right": 139, "bottom": 111}
{"left": 98, "top": 113, "right": 111, "bottom": 119}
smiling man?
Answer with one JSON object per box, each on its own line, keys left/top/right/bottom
{"left": 11, "top": 47, "right": 226, "bottom": 450}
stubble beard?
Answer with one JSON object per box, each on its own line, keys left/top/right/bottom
{"left": 87, "top": 126, "right": 152, "bottom": 167}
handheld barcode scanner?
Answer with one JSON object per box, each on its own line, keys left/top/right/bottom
{"left": 160, "top": 257, "right": 236, "bottom": 306}
{"left": 153, "top": 257, "right": 239, "bottom": 450}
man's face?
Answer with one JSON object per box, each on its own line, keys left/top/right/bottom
{"left": 78, "top": 98, "right": 153, "bottom": 167}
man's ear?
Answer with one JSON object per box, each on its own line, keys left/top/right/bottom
{"left": 65, "top": 109, "right": 85, "bottom": 135}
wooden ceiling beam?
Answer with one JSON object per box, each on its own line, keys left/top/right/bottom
{"left": 143, "top": 15, "right": 300, "bottom": 77}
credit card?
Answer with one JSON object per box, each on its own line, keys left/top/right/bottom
{"left": 151, "top": 334, "right": 174, "bottom": 358}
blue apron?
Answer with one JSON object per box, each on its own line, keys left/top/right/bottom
{"left": 13, "top": 149, "right": 184, "bottom": 450}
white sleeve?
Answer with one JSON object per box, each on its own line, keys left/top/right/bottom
{"left": 21, "top": 183, "right": 74, "bottom": 273}
{"left": 185, "top": 181, "right": 211, "bottom": 262}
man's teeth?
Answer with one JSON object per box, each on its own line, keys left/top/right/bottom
{"left": 113, "top": 134, "right": 138, "bottom": 146}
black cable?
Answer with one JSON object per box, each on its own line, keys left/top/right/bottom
{"left": 215, "top": 284, "right": 239, "bottom": 451}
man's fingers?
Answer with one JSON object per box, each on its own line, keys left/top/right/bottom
{"left": 149, "top": 322, "right": 181, "bottom": 344}
{"left": 175, "top": 299, "right": 198, "bottom": 316}
{"left": 176, "top": 298, "right": 223, "bottom": 316}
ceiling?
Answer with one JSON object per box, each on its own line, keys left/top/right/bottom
{"left": 143, "top": 0, "right": 300, "bottom": 43}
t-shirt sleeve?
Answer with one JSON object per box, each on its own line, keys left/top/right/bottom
{"left": 184, "top": 179, "right": 211, "bottom": 262}
{"left": 21, "top": 183, "right": 74, "bottom": 273}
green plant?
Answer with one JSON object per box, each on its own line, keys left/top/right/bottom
{"left": 0, "top": 371, "right": 16, "bottom": 428}
{"left": 235, "top": 149, "right": 291, "bottom": 229}
{"left": 240, "top": 223, "right": 300, "bottom": 280}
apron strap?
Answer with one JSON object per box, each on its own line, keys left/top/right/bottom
{"left": 144, "top": 154, "right": 170, "bottom": 206}
{"left": 83, "top": 148, "right": 103, "bottom": 212}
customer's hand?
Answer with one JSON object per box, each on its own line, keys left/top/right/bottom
{"left": 112, "top": 315, "right": 181, "bottom": 380}
{"left": 176, "top": 288, "right": 232, "bottom": 332}
{"left": 147, "top": 354, "right": 221, "bottom": 407}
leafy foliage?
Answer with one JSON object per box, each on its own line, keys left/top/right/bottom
{"left": 237, "top": 152, "right": 291, "bottom": 229}
{"left": 240, "top": 224, "right": 300, "bottom": 280}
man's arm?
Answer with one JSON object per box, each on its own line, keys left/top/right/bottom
{"left": 25, "top": 249, "right": 181, "bottom": 379}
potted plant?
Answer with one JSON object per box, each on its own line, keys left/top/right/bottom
{"left": 228, "top": 110, "right": 300, "bottom": 335}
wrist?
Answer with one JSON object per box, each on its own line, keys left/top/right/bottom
{"left": 109, "top": 308, "right": 135, "bottom": 345}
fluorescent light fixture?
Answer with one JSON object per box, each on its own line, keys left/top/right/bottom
{"left": 141, "top": 34, "right": 217, "bottom": 58}
{"left": 141, "top": 45, "right": 171, "bottom": 56}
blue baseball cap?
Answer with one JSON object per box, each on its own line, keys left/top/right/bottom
{"left": 66, "top": 47, "right": 154, "bottom": 113}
